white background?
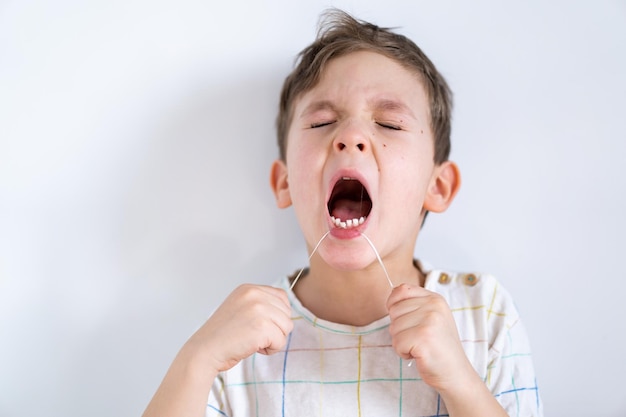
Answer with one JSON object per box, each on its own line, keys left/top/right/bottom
{"left": 1, "top": 1, "right": 625, "bottom": 416}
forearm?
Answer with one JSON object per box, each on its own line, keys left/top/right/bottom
{"left": 439, "top": 370, "right": 508, "bottom": 417}
{"left": 142, "top": 342, "right": 218, "bottom": 417}
{"left": 142, "top": 285, "right": 293, "bottom": 417}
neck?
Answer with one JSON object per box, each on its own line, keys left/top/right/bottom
{"left": 292, "top": 255, "right": 423, "bottom": 326}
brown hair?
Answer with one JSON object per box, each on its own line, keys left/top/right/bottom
{"left": 276, "top": 9, "right": 453, "bottom": 164}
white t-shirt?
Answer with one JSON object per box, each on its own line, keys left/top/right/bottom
{"left": 207, "top": 263, "right": 543, "bottom": 417}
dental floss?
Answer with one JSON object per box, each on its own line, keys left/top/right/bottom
{"left": 359, "top": 232, "right": 394, "bottom": 288}
{"left": 359, "top": 185, "right": 364, "bottom": 218}
{"left": 359, "top": 232, "right": 414, "bottom": 368}
{"left": 289, "top": 230, "right": 331, "bottom": 291}
{"left": 288, "top": 227, "right": 415, "bottom": 367}
{"left": 288, "top": 230, "right": 393, "bottom": 291}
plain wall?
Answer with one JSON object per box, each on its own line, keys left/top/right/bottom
{"left": 1, "top": 0, "right": 625, "bottom": 416}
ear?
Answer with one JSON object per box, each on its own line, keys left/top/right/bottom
{"left": 270, "top": 159, "right": 292, "bottom": 209}
{"left": 423, "top": 161, "right": 461, "bottom": 213}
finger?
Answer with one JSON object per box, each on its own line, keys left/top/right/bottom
{"left": 388, "top": 297, "right": 425, "bottom": 321}
{"left": 389, "top": 306, "right": 424, "bottom": 335}
{"left": 393, "top": 293, "right": 451, "bottom": 324}
{"left": 241, "top": 292, "right": 293, "bottom": 337}
{"left": 233, "top": 284, "right": 292, "bottom": 318}
{"left": 386, "top": 283, "right": 432, "bottom": 310}
{"left": 257, "top": 319, "right": 292, "bottom": 356}
{"left": 268, "top": 303, "right": 295, "bottom": 337}
{"left": 392, "top": 327, "right": 424, "bottom": 361}
{"left": 256, "top": 286, "right": 292, "bottom": 315}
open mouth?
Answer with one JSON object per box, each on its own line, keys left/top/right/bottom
{"left": 327, "top": 177, "right": 372, "bottom": 229}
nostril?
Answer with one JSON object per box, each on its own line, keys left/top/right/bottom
{"left": 335, "top": 142, "right": 365, "bottom": 151}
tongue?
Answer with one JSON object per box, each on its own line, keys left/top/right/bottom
{"left": 331, "top": 198, "right": 365, "bottom": 220}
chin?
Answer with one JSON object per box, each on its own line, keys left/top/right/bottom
{"left": 317, "top": 243, "right": 378, "bottom": 272}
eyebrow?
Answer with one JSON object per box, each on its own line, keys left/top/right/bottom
{"left": 299, "top": 100, "right": 337, "bottom": 118}
{"left": 371, "top": 98, "right": 417, "bottom": 120}
{"left": 298, "top": 97, "right": 417, "bottom": 120}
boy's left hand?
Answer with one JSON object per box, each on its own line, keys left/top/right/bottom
{"left": 387, "top": 283, "right": 476, "bottom": 393}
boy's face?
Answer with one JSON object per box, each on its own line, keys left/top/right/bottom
{"left": 271, "top": 51, "right": 459, "bottom": 271}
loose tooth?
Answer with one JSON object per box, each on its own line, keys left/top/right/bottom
{"left": 340, "top": 221, "right": 347, "bottom": 228}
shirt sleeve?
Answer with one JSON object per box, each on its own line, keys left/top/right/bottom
{"left": 206, "top": 373, "right": 231, "bottom": 417}
{"left": 485, "top": 281, "right": 544, "bottom": 417}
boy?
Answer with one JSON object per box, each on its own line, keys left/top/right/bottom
{"left": 143, "top": 9, "right": 542, "bottom": 417}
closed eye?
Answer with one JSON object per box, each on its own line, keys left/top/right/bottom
{"left": 310, "top": 121, "right": 335, "bottom": 128}
{"left": 376, "top": 122, "right": 402, "bottom": 131}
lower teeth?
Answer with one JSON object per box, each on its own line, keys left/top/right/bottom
{"left": 331, "top": 216, "right": 366, "bottom": 229}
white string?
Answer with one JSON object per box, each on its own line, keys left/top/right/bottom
{"left": 361, "top": 232, "right": 413, "bottom": 368}
{"left": 359, "top": 232, "right": 394, "bottom": 288}
{"left": 361, "top": 232, "right": 413, "bottom": 366}
{"left": 289, "top": 230, "right": 394, "bottom": 290}
{"left": 289, "top": 230, "right": 330, "bottom": 291}
{"left": 288, "top": 228, "right": 412, "bottom": 367}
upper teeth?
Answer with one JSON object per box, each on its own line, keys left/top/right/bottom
{"left": 331, "top": 216, "right": 366, "bottom": 229}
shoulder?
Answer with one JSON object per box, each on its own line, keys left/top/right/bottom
{"left": 425, "top": 265, "right": 516, "bottom": 312}
{"left": 421, "top": 262, "right": 523, "bottom": 337}
{"left": 421, "top": 263, "right": 534, "bottom": 363}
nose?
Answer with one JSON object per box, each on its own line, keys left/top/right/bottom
{"left": 333, "top": 120, "right": 368, "bottom": 153}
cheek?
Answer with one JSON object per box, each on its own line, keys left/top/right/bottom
{"left": 286, "top": 131, "right": 330, "bottom": 180}
{"left": 285, "top": 151, "right": 323, "bottom": 207}
{"left": 383, "top": 153, "right": 433, "bottom": 203}
{"left": 286, "top": 130, "right": 319, "bottom": 166}
{"left": 286, "top": 148, "right": 315, "bottom": 189}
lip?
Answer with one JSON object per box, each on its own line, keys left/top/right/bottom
{"left": 326, "top": 168, "right": 371, "bottom": 238}
{"left": 329, "top": 224, "right": 364, "bottom": 239}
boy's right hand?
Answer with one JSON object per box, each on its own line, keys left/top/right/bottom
{"left": 185, "top": 284, "right": 294, "bottom": 373}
